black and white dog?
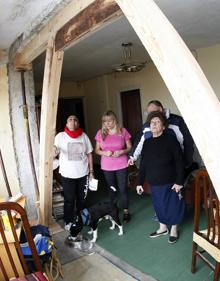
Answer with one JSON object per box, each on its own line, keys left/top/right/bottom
{"left": 69, "top": 202, "right": 123, "bottom": 242}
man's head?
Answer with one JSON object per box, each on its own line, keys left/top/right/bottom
{"left": 147, "top": 100, "right": 164, "bottom": 113}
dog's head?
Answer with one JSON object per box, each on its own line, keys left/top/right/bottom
{"left": 70, "top": 214, "right": 83, "bottom": 238}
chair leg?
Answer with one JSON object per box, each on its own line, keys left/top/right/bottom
{"left": 214, "top": 262, "right": 220, "bottom": 281}
{"left": 44, "top": 262, "right": 54, "bottom": 281}
{"left": 191, "top": 242, "right": 198, "bottom": 273}
{"left": 52, "top": 248, "right": 64, "bottom": 278}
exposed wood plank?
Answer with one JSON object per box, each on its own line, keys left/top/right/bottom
{"left": 17, "top": 0, "right": 96, "bottom": 65}
{"left": 14, "top": 53, "right": 32, "bottom": 71}
{"left": 0, "top": 49, "right": 8, "bottom": 65}
{"left": 39, "top": 39, "right": 64, "bottom": 225}
{"left": 116, "top": 0, "right": 220, "bottom": 198}
{"left": 55, "top": 0, "right": 121, "bottom": 51}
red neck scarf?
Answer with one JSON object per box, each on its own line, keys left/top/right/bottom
{"left": 64, "top": 126, "right": 83, "bottom": 138}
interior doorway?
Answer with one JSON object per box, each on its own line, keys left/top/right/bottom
{"left": 120, "top": 89, "right": 143, "bottom": 141}
{"left": 56, "top": 97, "right": 85, "bottom": 133}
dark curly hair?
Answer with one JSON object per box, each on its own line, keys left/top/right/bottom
{"left": 147, "top": 111, "right": 168, "bottom": 128}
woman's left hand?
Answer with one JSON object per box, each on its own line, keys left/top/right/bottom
{"left": 112, "top": 150, "right": 123, "bottom": 157}
{"left": 171, "top": 184, "right": 183, "bottom": 193}
{"left": 89, "top": 172, "right": 95, "bottom": 179}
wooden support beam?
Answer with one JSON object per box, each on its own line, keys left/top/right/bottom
{"left": 116, "top": 0, "right": 220, "bottom": 198}
{"left": 55, "top": 0, "right": 121, "bottom": 51}
{"left": 14, "top": 53, "right": 32, "bottom": 71}
{"left": 0, "top": 49, "right": 8, "bottom": 65}
{"left": 17, "top": 0, "right": 96, "bottom": 65}
{"left": 39, "top": 39, "right": 64, "bottom": 225}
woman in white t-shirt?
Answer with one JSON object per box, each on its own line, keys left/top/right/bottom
{"left": 54, "top": 115, "right": 94, "bottom": 230}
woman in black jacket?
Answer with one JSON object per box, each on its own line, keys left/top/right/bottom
{"left": 136, "top": 111, "right": 185, "bottom": 244}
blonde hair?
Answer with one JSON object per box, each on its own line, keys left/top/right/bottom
{"left": 101, "top": 110, "right": 121, "bottom": 140}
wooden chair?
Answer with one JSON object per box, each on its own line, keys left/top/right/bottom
{"left": 191, "top": 169, "right": 220, "bottom": 281}
{"left": 0, "top": 201, "right": 48, "bottom": 281}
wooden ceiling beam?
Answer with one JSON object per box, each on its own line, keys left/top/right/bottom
{"left": 55, "top": 0, "right": 121, "bottom": 51}
{"left": 16, "top": 0, "right": 96, "bottom": 65}
{"left": 14, "top": 53, "right": 32, "bottom": 71}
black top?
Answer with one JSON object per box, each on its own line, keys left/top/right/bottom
{"left": 138, "top": 132, "right": 184, "bottom": 186}
{"left": 129, "top": 112, "right": 194, "bottom": 168}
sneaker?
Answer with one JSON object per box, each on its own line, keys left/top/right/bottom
{"left": 123, "top": 213, "right": 131, "bottom": 223}
{"left": 149, "top": 229, "right": 168, "bottom": 238}
{"left": 64, "top": 222, "right": 72, "bottom": 231}
{"left": 67, "top": 235, "right": 76, "bottom": 242}
{"left": 168, "top": 236, "right": 178, "bottom": 244}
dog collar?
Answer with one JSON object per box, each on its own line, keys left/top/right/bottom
{"left": 80, "top": 209, "right": 90, "bottom": 225}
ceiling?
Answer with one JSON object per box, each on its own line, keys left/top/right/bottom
{"left": 0, "top": 0, "right": 64, "bottom": 49}
{"left": 1, "top": 0, "right": 220, "bottom": 82}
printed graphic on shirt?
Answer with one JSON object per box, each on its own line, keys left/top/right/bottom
{"left": 67, "top": 142, "right": 83, "bottom": 161}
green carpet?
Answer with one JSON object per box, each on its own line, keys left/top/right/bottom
{"left": 85, "top": 186, "right": 214, "bottom": 281}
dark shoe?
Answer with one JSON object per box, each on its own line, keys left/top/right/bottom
{"left": 168, "top": 236, "right": 178, "bottom": 244}
{"left": 123, "top": 213, "right": 131, "bottom": 223}
{"left": 149, "top": 229, "right": 168, "bottom": 238}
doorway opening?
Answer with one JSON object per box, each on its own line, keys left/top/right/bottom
{"left": 120, "top": 89, "right": 143, "bottom": 141}
{"left": 56, "top": 97, "right": 85, "bottom": 133}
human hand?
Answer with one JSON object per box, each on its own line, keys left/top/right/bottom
{"left": 171, "top": 184, "right": 183, "bottom": 193}
{"left": 104, "top": 151, "right": 113, "bottom": 157}
{"left": 128, "top": 158, "right": 134, "bottom": 165}
{"left": 89, "top": 172, "right": 95, "bottom": 179}
{"left": 136, "top": 185, "right": 144, "bottom": 195}
{"left": 112, "top": 150, "right": 123, "bottom": 157}
{"left": 53, "top": 145, "right": 59, "bottom": 158}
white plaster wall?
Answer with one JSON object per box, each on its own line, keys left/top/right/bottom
{"left": 59, "top": 81, "right": 85, "bottom": 98}
{"left": 197, "top": 44, "right": 220, "bottom": 97}
{"left": 24, "top": 71, "right": 40, "bottom": 182}
{"left": 0, "top": 65, "right": 20, "bottom": 198}
{"left": 83, "top": 76, "right": 109, "bottom": 138}
{"left": 8, "top": 64, "right": 38, "bottom": 219}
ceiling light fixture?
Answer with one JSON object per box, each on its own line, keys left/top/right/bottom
{"left": 113, "top": 42, "right": 146, "bottom": 72}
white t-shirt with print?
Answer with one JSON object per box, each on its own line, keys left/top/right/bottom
{"left": 54, "top": 132, "right": 93, "bottom": 179}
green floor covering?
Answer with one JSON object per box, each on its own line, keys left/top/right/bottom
{"left": 84, "top": 187, "right": 214, "bottom": 281}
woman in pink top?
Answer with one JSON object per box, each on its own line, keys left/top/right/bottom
{"left": 95, "top": 110, "right": 132, "bottom": 223}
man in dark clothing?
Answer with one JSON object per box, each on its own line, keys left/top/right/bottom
{"left": 129, "top": 100, "right": 196, "bottom": 175}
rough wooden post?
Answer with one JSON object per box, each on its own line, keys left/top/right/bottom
{"left": 116, "top": 0, "right": 220, "bottom": 198}
{"left": 39, "top": 39, "right": 64, "bottom": 225}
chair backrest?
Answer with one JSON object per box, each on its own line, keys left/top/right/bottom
{"left": 194, "top": 169, "right": 220, "bottom": 247}
{"left": 0, "top": 201, "right": 43, "bottom": 281}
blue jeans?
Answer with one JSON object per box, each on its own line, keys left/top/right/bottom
{"left": 103, "top": 168, "right": 129, "bottom": 209}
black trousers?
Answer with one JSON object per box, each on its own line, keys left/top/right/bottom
{"left": 103, "top": 168, "right": 129, "bottom": 209}
{"left": 61, "top": 175, "right": 89, "bottom": 224}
